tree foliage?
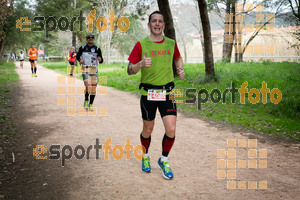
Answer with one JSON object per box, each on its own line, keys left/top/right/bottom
{"left": 0, "top": 0, "right": 40, "bottom": 60}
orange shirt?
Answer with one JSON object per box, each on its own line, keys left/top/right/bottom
{"left": 29, "top": 48, "right": 38, "bottom": 60}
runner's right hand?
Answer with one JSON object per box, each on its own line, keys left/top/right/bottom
{"left": 80, "top": 60, "right": 84, "bottom": 65}
{"left": 141, "top": 52, "right": 151, "bottom": 67}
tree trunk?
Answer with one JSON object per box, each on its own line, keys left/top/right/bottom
{"left": 222, "top": 0, "right": 231, "bottom": 62}
{"left": 194, "top": 0, "right": 206, "bottom": 63}
{"left": 72, "top": 32, "right": 76, "bottom": 65}
{"left": 229, "top": 1, "right": 235, "bottom": 62}
{"left": 72, "top": 0, "right": 76, "bottom": 49}
{"left": 197, "top": 0, "right": 215, "bottom": 77}
{"left": 0, "top": 38, "right": 5, "bottom": 62}
{"left": 235, "top": 55, "right": 241, "bottom": 62}
{"left": 72, "top": 32, "right": 76, "bottom": 48}
{"left": 76, "top": 32, "right": 84, "bottom": 43}
{"left": 157, "top": 0, "right": 177, "bottom": 76}
{"left": 200, "top": 34, "right": 205, "bottom": 63}
{"left": 233, "top": 1, "right": 243, "bottom": 63}
{"left": 235, "top": 51, "right": 243, "bottom": 62}
{"left": 157, "top": 0, "right": 176, "bottom": 41}
{"left": 222, "top": 0, "right": 235, "bottom": 63}
{"left": 71, "top": 0, "right": 77, "bottom": 65}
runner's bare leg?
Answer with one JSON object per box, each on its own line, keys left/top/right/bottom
{"left": 162, "top": 115, "right": 176, "bottom": 138}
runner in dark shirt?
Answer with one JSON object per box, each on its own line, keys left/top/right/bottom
{"left": 76, "top": 33, "right": 103, "bottom": 111}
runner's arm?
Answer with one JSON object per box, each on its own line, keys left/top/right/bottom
{"left": 175, "top": 56, "right": 185, "bottom": 79}
{"left": 128, "top": 51, "right": 151, "bottom": 75}
{"left": 76, "top": 47, "right": 82, "bottom": 62}
{"left": 127, "top": 41, "right": 152, "bottom": 75}
{"left": 97, "top": 47, "right": 103, "bottom": 64}
{"left": 175, "top": 56, "right": 183, "bottom": 70}
{"left": 127, "top": 62, "right": 142, "bottom": 75}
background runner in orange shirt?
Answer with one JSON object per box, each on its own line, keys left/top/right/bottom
{"left": 27, "top": 44, "right": 38, "bottom": 77}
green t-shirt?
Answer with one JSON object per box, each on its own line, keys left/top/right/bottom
{"left": 139, "top": 36, "right": 175, "bottom": 96}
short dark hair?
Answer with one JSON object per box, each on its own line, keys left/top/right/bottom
{"left": 148, "top": 11, "right": 164, "bottom": 23}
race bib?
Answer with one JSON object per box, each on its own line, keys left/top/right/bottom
{"left": 82, "top": 52, "right": 98, "bottom": 66}
{"left": 147, "top": 90, "right": 166, "bottom": 101}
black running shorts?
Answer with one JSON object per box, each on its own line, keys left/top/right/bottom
{"left": 82, "top": 72, "right": 98, "bottom": 82}
{"left": 29, "top": 59, "right": 37, "bottom": 63}
{"left": 140, "top": 95, "right": 177, "bottom": 121}
{"left": 82, "top": 66, "right": 98, "bottom": 82}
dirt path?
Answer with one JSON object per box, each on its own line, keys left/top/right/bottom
{"left": 3, "top": 62, "right": 300, "bottom": 200}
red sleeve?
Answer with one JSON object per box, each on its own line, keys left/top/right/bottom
{"left": 173, "top": 42, "right": 181, "bottom": 61}
{"left": 128, "top": 42, "right": 142, "bottom": 64}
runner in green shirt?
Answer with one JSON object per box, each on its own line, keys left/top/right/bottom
{"left": 127, "top": 10, "right": 185, "bottom": 180}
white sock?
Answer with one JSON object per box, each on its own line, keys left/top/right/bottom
{"left": 144, "top": 153, "right": 149, "bottom": 158}
{"left": 161, "top": 155, "right": 168, "bottom": 162}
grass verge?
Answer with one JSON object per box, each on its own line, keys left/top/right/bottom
{"left": 0, "top": 62, "right": 19, "bottom": 138}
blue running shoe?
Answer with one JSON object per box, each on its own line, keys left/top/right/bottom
{"left": 157, "top": 158, "right": 173, "bottom": 179}
{"left": 141, "top": 156, "right": 151, "bottom": 173}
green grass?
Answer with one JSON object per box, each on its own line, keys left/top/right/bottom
{"left": 177, "top": 62, "right": 300, "bottom": 140}
{"left": 40, "top": 61, "right": 300, "bottom": 141}
{"left": 0, "top": 62, "right": 19, "bottom": 138}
